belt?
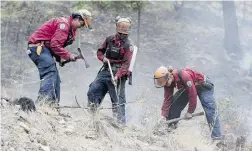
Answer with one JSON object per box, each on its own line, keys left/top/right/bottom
{"left": 28, "top": 41, "right": 45, "bottom": 47}
{"left": 195, "top": 75, "right": 208, "bottom": 86}
{"left": 28, "top": 43, "right": 42, "bottom": 47}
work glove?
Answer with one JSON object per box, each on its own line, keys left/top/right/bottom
{"left": 158, "top": 116, "right": 167, "bottom": 123}
{"left": 184, "top": 112, "right": 193, "bottom": 120}
{"left": 102, "top": 57, "right": 109, "bottom": 63}
{"left": 69, "top": 54, "right": 77, "bottom": 62}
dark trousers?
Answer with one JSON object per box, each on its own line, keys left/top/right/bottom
{"left": 87, "top": 69, "right": 127, "bottom": 124}
{"left": 167, "top": 90, "right": 188, "bottom": 125}
{"left": 27, "top": 46, "right": 60, "bottom": 103}
{"left": 167, "top": 82, "right": 222, "bottom": 138}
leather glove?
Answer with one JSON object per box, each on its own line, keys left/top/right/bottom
{"left": 102, "top": 57, "right": 109, "bottom": 63}
{"left": 69, "top": 54, "right": 77, "bottom": 62}
{"left": 160, "top": 116, "right": 166, "bottom": 121}
{"left": 158, "top": 116, "right": 167, "bottom": 124}
{"left": 111, "top": 76, "right": 118, "bottom": 86}
{"left": 184, "top": 112, "right": 193, "bottom": 120}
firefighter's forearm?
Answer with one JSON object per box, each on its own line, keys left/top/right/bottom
{"left": 51, "top": 46, "right": 71, "bottom": 60}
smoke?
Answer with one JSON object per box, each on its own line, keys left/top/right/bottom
{"left": 240, "top": 51, "right": 252, "bottom": 71}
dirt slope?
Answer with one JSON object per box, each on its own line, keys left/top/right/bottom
{"left": 1, "top": 98, "right": 219, "bottom": 151}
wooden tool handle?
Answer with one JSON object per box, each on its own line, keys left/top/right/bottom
{"left": 165, "top": 111, "right": 205, "bottom": 124}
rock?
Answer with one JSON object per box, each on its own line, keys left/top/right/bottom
{"left": 60, "top": 147, "right": 68, "bottom": 151}
{"left": 31, "top": 128, "right": 39, "bottom": 135}
{"left": 19, "top": 122, "right": 30, "bottom": 134}
{"left": 9, "top": 147, "right": 15, "bottom": 151}
{"left": 66, "top": 125, "right": 74, "bottom": 129}
{"left": 63, "top": 125, "right": 74, "bottom": 135}
{"left": 37, "top": 138, "right": 47, "bottom": 146}
{"left": 58, "top": 119, "right": 66, "bottom": 125}
{"left": 1, "top": 98, "right": 8, "bottom": 107}
{"left": 85, "top": 129, "right": 98, "bottom": 139}
{"left": 64, "top": 128, "right": 74, "bottom": 135}
{"left": 19, "top": 148, "right": 26, "bottom": 151}
{"left": 39, "top": 144, "right": 50, "bottom": 151}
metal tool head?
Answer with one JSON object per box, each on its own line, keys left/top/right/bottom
{"left": 77, "top": 48, "right": 90, "bottom": 68}
{"left": 76, "top": 48, "right": 84, "bottom": 59}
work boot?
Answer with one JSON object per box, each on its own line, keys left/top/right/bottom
{"left": 87, "top": 102, "right": 98, "bottom": 116}
{"left": 167, "top": 123, "right": 178, "bottom": 132}
{"left": 212, "top": 135, "right": 225, "bottom": 141}
{"left": 112, "top": 103, "right": 118, "bottom": 120}
{"left": 212, "top": 135, "right": 226, "bottom": 148}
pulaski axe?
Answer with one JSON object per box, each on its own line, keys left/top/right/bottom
{"left": 59, "top": 30, "right": 90, "bottom": 68}
{"left": 153, "top": 111, "right": 205, "bottom": 133}
{"left": 59, "top": 48, "right": 90, "bottom": 68}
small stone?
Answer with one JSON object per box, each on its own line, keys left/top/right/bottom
{"left": 58, "top": 119, "right": 66, "bottom": 124}
{"left": 37, "top": 138, "right": 47, "bottom": 146}
{"left": 9, "top": 147, "right": 15, "bottom": 151}
{"left": 39, "top": 144, "right": 50, "bottom": 151}
{"left": 19, "top": 122, "right": 30, "bottom": 133}
{"left": 31, "top": 128, "right": 39, "bottom": 135}
{"left": 1, "top": 98, "right": 8, "bottom": 107}
{"left": 66, "top": 125, "right": 74, "bottom": 129}
{"left": 60, "top": 147, "right": 68, "bottom": 151}
{"left": 64, "top": 128, "right": 73, "bottom": 135}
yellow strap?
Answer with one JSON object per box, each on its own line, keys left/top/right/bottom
{"left": 36, "top": 41, "right": 44, "bottom": 56}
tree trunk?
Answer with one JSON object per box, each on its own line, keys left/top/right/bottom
{"left": 222, "top": 1, "right": 241, "bottom": 58}
{"left": 243, "top": 1, "right": 246, "bottom": 23}
{"left": 137, "top": 3, "right": 141, "bottom": 51}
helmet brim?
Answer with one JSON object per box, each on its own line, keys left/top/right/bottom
{"left": 154, "top": 76, "right": 168, "bottom": 88}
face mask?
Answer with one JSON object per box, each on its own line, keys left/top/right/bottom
{"left": 117, "top": 33, "right": 128, "bottom": 40}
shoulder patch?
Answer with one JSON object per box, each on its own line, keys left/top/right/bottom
{"left": 186, "top": 81, "right": 192, "bottom": 87}
{"left": 59, "top": 23, "right": 66, "bottom": 30}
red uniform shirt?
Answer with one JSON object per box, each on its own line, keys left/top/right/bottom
{"left": 97, "top": 35, "right": 133, "bottom": 78}
{"left": 161, "top": 68, "right": 205, "bottom": 117}
{"left": 28, "top": 16, "right": 76, "bottom": 60}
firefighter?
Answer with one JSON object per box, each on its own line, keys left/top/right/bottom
{"left": 87, "top": 16, "right": 133, "bottom": 124}
{"left": 27, "top": 9, "right": 92, "bottom": 104}
{"left": 154, "top": 66, "right": 223, "bottom": 140}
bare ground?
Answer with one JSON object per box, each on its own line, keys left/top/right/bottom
{"left": 1, "top": 98, "right": 223, "bottom": 151}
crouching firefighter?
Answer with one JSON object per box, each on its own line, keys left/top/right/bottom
{"left": 154, "top": 66, "right": 223, "bottom": 141}
{"left": 27, "top": 9, "right": 92, "bottom": 105}
{"left": 87, "top": 16, "right": 134, "bottom": 124}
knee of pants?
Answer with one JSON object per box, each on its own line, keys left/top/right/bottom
{"left": 36, "top": 64, "right": 59, "bottom": 102}
{"left": 87, "top": 82, "right": 106, "bottom": 104}
{"left": 202, "top": 100, "right": 216, "bottom": 115}
{"left": 39, "top": 64, "right": 57, "bottom": 79}
{"left": 87, "top": 87, "right": 96, "bottom": 103}
{"left": 39, "top": 71, "right": 57, "bottom": 91}
{"left": 118, "top": 95, "right": 126, "bottom": 105}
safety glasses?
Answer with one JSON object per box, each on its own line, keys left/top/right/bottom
{"left": 154, "top": 75, "right": 168, "bottom": 88}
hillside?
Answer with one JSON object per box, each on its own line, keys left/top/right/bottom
{"left": 1, "top": 1, "right": 252, "bottom": 150}
{"left": 1, "top": 98, "right": 221, "bottom": 151}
